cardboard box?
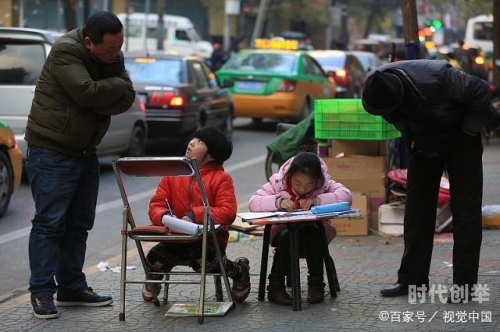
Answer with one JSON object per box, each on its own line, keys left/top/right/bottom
{"left": 378, "top": 202, "right": 455, "bottom": 236}
{"left": 322, "top": 155, "right": 386, "bottom": 177}
{"left": 330, "top": 193, "right": 369, "bottom": 236}
{"left": 330, "top": 140, "right": 388, "bottom": 157}
{"left": 322, "top": 155, "right": 387, "bottom": 230}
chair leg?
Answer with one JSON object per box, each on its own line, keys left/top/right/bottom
{"left": 163, "top": 274, "right": 170, "bottom": 304}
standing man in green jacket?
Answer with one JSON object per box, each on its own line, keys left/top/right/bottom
{"left": 25, "top": 11, "right": 136, "bottom": 320}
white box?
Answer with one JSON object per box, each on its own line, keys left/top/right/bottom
{"left": 379, "top": 202, "right": 454, "bottom": 235}
{"left": 378, "top": 203, "right": 405, "bottom": 236}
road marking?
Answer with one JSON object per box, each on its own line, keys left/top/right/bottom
{"left": 0, "top": 155, "right": 264, "bottom": 245}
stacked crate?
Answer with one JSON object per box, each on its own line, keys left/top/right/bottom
{"left": 314, "top": 99, "right": 400, "bottom": 234}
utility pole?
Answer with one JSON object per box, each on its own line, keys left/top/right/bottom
{"left": 157, "top": 0, "right": 165, "bottom": 50}
{"left": 397, "top": 0, "right": 419, "bottom": 169}
{"left": 493, "top": 0, "right": 500, "bottom": 88}
{"left": 251, "top": 0, "right": 270, "bottom": 47}
{"left": 401, "top": 0, "right": 419, "bottom": 60}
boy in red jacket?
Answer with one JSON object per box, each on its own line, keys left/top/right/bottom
{"left": 143, "top": 127, "right": 250, "bottom": 303}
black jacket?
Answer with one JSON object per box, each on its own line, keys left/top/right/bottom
{"left": 363, "top": 60, "right": 493, "bottom": 136}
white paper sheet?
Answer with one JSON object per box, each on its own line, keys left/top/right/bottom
{"left": 162, "top": 215, "right": 200, "bottom": 235}
{"left": 161, "top": 215, "right": 220, "bottom": 235}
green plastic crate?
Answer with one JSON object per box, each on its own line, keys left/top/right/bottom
{"left": 314, "top": 99, "right": 401, "bottom": 140}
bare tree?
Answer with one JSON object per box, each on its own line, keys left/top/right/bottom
{"left": 62, "top": 0, "right": 78, "bottom": 31}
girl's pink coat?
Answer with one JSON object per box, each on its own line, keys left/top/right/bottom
{"left": 248, "top": 156, "right": 352, "bottom": 244}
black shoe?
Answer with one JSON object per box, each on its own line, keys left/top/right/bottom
{"left": 380, "top": 283, "right": 410, "bottom": 297}
{"left": 380, "top": 283, "right": 429, "bottom": 297}
{"left": 31, "top": 294, "right": 58, "bottom": 319}
{"left": 57, "top": 287, "right": 113, "bottom": 307}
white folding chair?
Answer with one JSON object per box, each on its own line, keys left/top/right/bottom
{"left": 113, "top": 157, "right": 234, "bottom": 324}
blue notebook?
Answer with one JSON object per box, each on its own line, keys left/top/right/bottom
{"left": 311, "top": 202, "right": 351, "bottom": 215}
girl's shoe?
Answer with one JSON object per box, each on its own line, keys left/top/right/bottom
{"left": 142, "top": 283, "right": 161, "bottom": 302}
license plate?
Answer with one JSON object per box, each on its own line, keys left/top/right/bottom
{"left": 235, "top": 81, "right": 263, "bottom": 91}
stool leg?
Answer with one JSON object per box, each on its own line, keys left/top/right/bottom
{"left": 289, "top": 225, "right": 302, "bottom": 311}
{"left": 258, "top": 225, "right": 271, "bottom": 301}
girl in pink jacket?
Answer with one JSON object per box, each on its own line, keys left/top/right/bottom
{"left": 249, "top": 152, "right": 352, "bottom": 305}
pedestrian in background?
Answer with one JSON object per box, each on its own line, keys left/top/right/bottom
{"left": 210, "top": 41, "right": 227, "bottom": 71}
{"left": 249, "top": 152, "right": 351, "bottom": 305}
{"left": 25, "top": 11, "right": 136, "bottom": 319}
{"left": 362, "top": 59, "right": 500, "bottom": 302}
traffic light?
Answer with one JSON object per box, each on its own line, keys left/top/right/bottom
{"left": 431, "top": 19, "right": 443, "bottom": 30}
{"left": 425, "top": 19, "right": 443, "bottom": 30}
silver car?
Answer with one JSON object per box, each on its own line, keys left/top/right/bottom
{"left": 0, "top": 27, "right": 147, "bottom": 160}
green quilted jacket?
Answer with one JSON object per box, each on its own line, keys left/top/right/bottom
{"left": 25, "top": 28, "right": 136, "bottom": 156}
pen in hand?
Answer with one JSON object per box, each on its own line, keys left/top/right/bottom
{"left": 165, "top": 199, "right": 176, "bottom": 218}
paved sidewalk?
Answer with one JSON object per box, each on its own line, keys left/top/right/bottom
{"left": 1, "top": 230, "right": 499, "bottom": 331}
{"left": 1, "top": 140, "right": 500, "bottom": 331}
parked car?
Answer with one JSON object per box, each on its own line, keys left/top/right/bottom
{"left": 216, "top": 49, "right": 336, "bottom": 123}
{"left": 0, "top": 27, "right": 148, "bottom": 160}
{"left": 0, "top": 120, "right": 22, "bottom": 218}
{"left": 348, "top": 50, "right": 384, "bottom": 72}
{"left": 124, "top": 52, "right": 234, "bottom": 144}
{"left": 308, "top": 50, "right": 366, "bottom": 98}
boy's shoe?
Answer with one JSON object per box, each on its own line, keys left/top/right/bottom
{"left": 31, "top": 294, "right": 58, "bottom": 319}
{"left": 142, "top": 283, "right": 162, "bottom": 302}
{"left": 56, "top": 287, "right": 113, "bottom": 307}
{"left": 232, "top": 257, "right": 251, "bottom": 303}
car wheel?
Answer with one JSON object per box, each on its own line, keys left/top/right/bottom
{"left": 222, "top": 111, "right": 234, "bottom": 141}
{"left": 297, "top": 99, "right": 311, "bottom": 122}
{"left": 122, "top": 125, "right": 146, "bottom": 157}
{"left": 0, "top": 151, "right": 13, "bottom": 218}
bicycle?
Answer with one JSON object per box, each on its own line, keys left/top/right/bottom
{"left": 264, "top": 113, "right": 320, "bottom": 180}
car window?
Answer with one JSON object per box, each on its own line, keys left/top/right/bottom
{"left": 302, "top": 55, "right": 325, "bottom": 76}
{"left": 309, "top": 53, "right": 345, "bottom": 68}
{"left": 0, "top": 43, "right": 46, "bottom": 85}
{"left": 124, "top": 57, "right": 183, "bottom": 85}
{"left": 223, "top": 53, "right": 296, "bottom": 73}
{"left": 175, "top": 30, "right": 190, "bottom": 41}
{"left": 190, "top": 61, "right": 209, "bottom": 89}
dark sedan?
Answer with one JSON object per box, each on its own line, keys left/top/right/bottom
{"left": 308, "top": 50, "right": 366, "bottom": 98}
{"left": 124, "top": 53, "right": 234, "bottom": 145}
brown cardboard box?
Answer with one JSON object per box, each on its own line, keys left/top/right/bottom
{"left": 322, "top": 155, "right": 387, "bottom": 230}
{"left": 330, "top": 140, "right": 388, "bottom": 157}
{"left": 330, "top": 193, "right": 369, "bottom": 236}
{"left": 322, "top": 155, "right": 386, "bottom": 177}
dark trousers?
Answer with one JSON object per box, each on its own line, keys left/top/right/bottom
{"left": 397, "top": 127, "right": 483, "bottom": 287}
{"left": 26, "top": 146, "right": 99, "bottom": 297}
{"left": 146, "top": 241, "right": 244, "bottom": 280}
{"left": 271, "top": 224, "right": 324, "bottom": 277}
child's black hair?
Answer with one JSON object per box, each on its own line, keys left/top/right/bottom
{"left": 285, "top": 152, "right": 325, "bottom": 188}
{"left": 194, "top": 127, "right": 232, "bottom": 164}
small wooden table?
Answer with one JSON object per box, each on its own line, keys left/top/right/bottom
{"left": 242, "top": 210, "right": 360, "bottom": 311}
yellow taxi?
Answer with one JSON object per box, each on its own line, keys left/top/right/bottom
{"left": 0, "top": 120, "right": 22, "bottom": 218}
{"left": 216, "top": 39, "right": 336, "bottom": 122}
